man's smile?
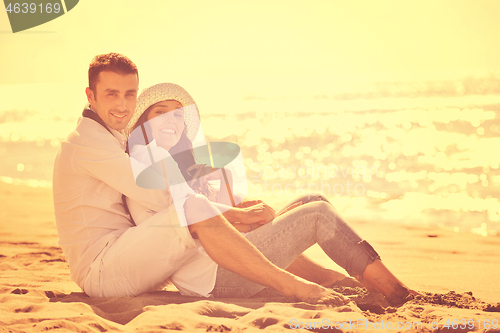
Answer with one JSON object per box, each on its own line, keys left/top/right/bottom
{"left": 110, "top": 112, "right": 128, "bottom": 119}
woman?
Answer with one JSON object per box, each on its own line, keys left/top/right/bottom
{"left": 126, "top": 83, "right": 256, "bottom": 232}
{"left": 125, "top": 83, "right": 417, "bottom": 306}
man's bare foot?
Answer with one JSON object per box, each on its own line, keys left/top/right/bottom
{"left": 318, "top": 269, "right": 348, "bottom": 287}
{"left": 288, "top": 277, "right": 349, "bottom": 306}
{"left": 325, "top": 276, "right": 365, "bottom": 289}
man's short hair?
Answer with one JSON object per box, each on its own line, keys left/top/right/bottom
{"left": 88, "top": 53, "right": 138, "bottom": 92}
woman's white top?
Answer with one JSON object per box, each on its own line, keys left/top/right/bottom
{"left": 127, "top": 140, "right": 217, "bottom": 297}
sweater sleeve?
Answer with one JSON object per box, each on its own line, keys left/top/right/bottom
{"left": 72, "top": 128, "right": 173, "bottom": 212}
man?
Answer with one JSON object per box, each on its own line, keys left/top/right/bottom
{"left": 53, "top": 52, "right": 413, "bottom": 306}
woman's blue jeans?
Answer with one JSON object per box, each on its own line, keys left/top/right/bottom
{"left": 211, "top": 193, "right": 379, "bottom": 298}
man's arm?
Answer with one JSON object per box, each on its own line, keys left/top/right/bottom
{"left": 73, "top": 126, "right": 172, "bottom": 211}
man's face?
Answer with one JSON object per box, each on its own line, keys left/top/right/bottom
{"left": 85, "top": 71, "right": 138, "bottom": 131}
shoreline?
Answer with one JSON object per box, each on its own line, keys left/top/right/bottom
{"left": 2, "top": 177, "right": 499, "bottom": 237}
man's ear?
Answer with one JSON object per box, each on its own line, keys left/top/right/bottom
{"left": 85, "top": 87, "right": 94, "bottom": 104}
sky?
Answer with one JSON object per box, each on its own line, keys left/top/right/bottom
{"left": 0, "top": 0, "right": 499, "bottom": 115}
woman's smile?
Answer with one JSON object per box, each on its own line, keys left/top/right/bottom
{"left": 159, "top": 128, "right": 176, "bottom": 134}
{"left": 146, "top": 100, "right": 185, "bottom": 151}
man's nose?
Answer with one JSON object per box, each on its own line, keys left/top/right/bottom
{"left": 116, "top": 95, "right": 127, "bottom": 111}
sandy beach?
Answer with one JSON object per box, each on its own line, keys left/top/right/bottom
{"left": 1, "top": 181, "right": 499, "bottom": 332}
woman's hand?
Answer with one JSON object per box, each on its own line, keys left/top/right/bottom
{"left": 229, "top": 201, "right": 303, "bottom": 233}
{"left": 236, "top": 199, "right": 263, "bottom": 208}
{"left": 237, "top": 201, "right": 276, "bottom": 225}
{"left": 235, "top": 200, "right": 304, "bottom": 224}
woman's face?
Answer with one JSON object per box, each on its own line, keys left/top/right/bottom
{"left": 146, "top": 100, "right": 185, "bottom": 151}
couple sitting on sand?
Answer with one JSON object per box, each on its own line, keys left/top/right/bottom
{"left": 53, "top": 52, "right": 416, "bottom": 306}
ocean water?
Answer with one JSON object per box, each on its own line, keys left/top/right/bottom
{"left": 1, "top": 81, "right": 499, "bottom": 236}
